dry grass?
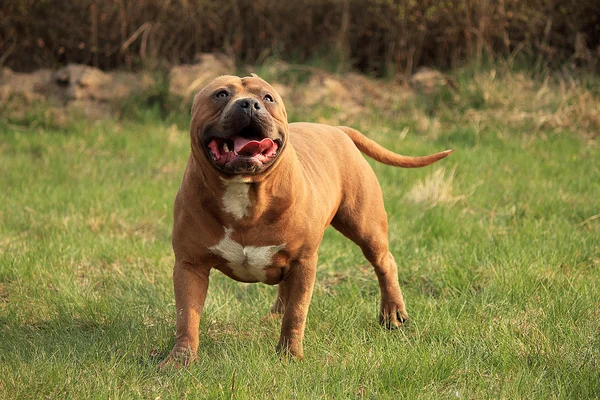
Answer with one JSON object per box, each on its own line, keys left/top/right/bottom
{"left": 405, "top": 167, "right": 465, "bottom": 208}
{"left": 455, "top": 68, "right": 600, "bottom": 139}
{"left": 2, "top": 0, "right": 598, "bottom": 74}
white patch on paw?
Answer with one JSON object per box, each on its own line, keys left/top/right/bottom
{"left": 221, "top": 181, "right": 251, "bottom": 220}
{"left": 209, "top": 228, "right": 285, "bottom": 282}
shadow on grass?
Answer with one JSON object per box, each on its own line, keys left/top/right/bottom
{"left": 0, "top": 313, "right": 170, "bottom": 367}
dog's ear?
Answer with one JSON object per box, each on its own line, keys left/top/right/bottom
{"left": 250, "top": 73, "right": 262, "bottom": 79}
{"left": 191, "top": 91, "right": 201, "bottom": 115}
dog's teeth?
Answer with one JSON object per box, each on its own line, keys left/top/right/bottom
{"left": 223, "top": 142, "right": 230, "bottom": 153}
{"left": 234, "top": 150, "right": 239, "bottom": 156}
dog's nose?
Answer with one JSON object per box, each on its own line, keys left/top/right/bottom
{"left": 237, "top": 98, "right": 261, "bottom": 114}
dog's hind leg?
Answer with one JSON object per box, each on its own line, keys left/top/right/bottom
{"left": 269, "top": 281, "right": 289, "bottom": 315}
{"left": 331, "top": 189, "right": 408, "bottom": 328}
{"left": 366, "top": 249, "right": 408, "bottom": 328}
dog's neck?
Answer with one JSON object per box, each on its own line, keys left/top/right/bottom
{"left": 185, "top": 143, "right": 306, "bottom": 227}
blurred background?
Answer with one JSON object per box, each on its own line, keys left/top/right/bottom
{"left": 1, "top": 0, "right": 599, "bottom": 129}
{"left": 2, "top": 0, "right": 599, "bottom": 74}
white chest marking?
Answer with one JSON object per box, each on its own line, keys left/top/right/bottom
{"left": 209, "top": 228, "right": 286, "bottom": 281}
{"left": 221, "top": 182, "right": 251, "bottom": 220}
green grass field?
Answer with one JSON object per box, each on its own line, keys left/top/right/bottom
{"left": 1, "top": 66, "right": 599, "bottom": 398}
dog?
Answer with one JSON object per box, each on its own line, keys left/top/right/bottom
{"left": 159, "top": 74, "right": 453, "bottom": 367}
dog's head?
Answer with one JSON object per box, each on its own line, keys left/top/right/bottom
{"left": 190, "top": 75, "right": 288, "bottom": 177}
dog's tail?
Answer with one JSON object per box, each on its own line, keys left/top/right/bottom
{"left": 337, "top": 126, "right": 454, "bottom": 168}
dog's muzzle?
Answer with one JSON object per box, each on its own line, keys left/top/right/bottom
{"left": 203, "top": 98, "right": 284, "bottom": 175}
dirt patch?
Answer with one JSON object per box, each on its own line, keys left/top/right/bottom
{"left": 409, "top": 67, "right": 455, "bottom": 93}
{"left": 169, "top": 53, "right": 235, "bottom": 102}
{"left": 1, "top": 63, "right": 156, "bottom": 120}
{"left": 1, "top": 53, "right": 236, "bottom": 121}
{"left": 0, "top": 67, "right": 53, "bottom": 102}
{"left": 2, "top": 54, "right": 414, "bottom": 124}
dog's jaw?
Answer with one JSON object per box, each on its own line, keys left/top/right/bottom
{"left": 205, "top": 135, "right": 284, "bottom": 175}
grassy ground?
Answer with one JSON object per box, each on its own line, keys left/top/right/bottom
{"left": 1, "top": 65, "right": 599, "bottom": 399}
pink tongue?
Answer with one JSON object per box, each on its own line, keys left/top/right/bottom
{"left": 234, "top": 137, "right": 274, "bottom": 155}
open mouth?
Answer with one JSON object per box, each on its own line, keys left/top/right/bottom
{"left": 205, "top": 127, "right": 282, "bottom": 174}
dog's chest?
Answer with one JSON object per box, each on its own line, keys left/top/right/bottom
{"left": 221, "top": 181, "right": 252, "bottom": 219}
{"left": 209, "top": 228, "right": 285, "bottom": 282}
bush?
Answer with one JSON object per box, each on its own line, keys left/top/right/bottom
{"left": 1, "top": 0, "right": 598, "bottom": 74}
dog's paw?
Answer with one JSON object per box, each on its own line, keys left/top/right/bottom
{"left": 379, "top": 303, "right": 408, "bottom": 329}
{"left": 276, "top": 337, "right": 304, "bottom": 360}
{"left": 158, "top": 345, "right": 196, "bottom": 370}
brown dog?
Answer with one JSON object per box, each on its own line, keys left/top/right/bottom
{"left": 159, "top": 74, "right": 453, "bottom": 367}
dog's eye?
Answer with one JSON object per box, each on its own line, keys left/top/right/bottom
{"left": 215, "top": 90, "right": 229, "bottom": 99}
{"left": 264, "top": 94, "right": 274, "bottom": 102}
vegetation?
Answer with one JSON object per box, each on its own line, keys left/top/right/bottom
{"left": 2, "top": 0, "right": 599, "bottom": 74}
{"left": 0, "top": 64, "right": 599, "bottom": 398}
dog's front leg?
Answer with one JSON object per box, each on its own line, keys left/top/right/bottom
{"left": 276, "top": 255, "right": 318, "bottom": 360}
{"left": 159, "top": 261, "right": 210, "bottom": 368}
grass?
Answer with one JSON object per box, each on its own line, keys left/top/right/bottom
{"left": 1, "top": 64, "right": 599, "bottom": 399}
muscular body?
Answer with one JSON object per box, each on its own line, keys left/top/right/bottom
{"left": 159, "top": 75, "right": 453, "bottom": 367}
